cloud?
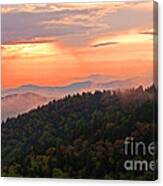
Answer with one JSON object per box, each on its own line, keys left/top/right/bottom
{"left": 2, "top": 1, "right": 154, "bottom": 46}
{"left": 1, "top": 7, "right": 104, "bottom": 45}
{"left": 1, "top": 3, "right": 119, "bottom": 14}
{"left": 139, "top": 31, "right": 157, "bottom": 35}
{"left": 101, "top": 7, "right": 153, "bottom": 33}
{"left": 3, "top": 37, "right": 57, "bottom": 45}
{"left": 91, "top": 41, "right": 118, "bottom": 48}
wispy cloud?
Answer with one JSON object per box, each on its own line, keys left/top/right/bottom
{"left": 91, "top": 41, "right": 118, "bottom": 48}
{"left": 3, "top": 37, "right": 57, "bottom": 45}
{"left": 139, "top": 31, "right": 157, "bottom": 35}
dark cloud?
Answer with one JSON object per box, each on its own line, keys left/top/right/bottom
{"left": 91, "top": 41, "right": 118, "bottom": 48}
{"left": 139, "top": 31, "right": 157, "bottom": 35}
{"left": 3, "top": 38, "right": 57, "bottom": 45}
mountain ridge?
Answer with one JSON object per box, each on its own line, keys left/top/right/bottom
{"left": 1, "top": 85, "right": 157, "bottom": 179}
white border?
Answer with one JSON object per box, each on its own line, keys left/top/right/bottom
{"left": 0, "top": 0, "right": 155, "bottom": 4}
{"left": 0, "top": 0, "right": 162, "bottom": 186}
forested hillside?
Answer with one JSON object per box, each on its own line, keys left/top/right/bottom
{"left": 1, "top": 85, "right": 158, "bottom": 180}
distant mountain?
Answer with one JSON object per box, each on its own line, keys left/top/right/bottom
{"left": 1, "top": 92, "right": 52, "bottom": 121}
{"left": 73, "top": 74, "right": 152, "bottom": 88}
{"left": 73, "top": 74, "right": 114, "bottom": 83}
{"left": 97, "top": 78, "right": 138, "bottom": 89}
{"left": 2, "top": 76, "right": 145, "bottom": 98}
{"left": 2, "top": 81, "right": 92, "bottom": 98}
{"left": 1, "top": 75, "right": 152, "bottom": 120}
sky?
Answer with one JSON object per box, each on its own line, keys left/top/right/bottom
{"left": 1, "top": 1, "right": 156, "bottom": 89}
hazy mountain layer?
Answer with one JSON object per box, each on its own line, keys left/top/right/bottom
{"left": 1, "top": 92, "right": 52, "bottom": 121}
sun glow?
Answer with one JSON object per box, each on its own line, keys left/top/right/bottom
{"left": 2, "top": 1, "right": 155, "bottom": 89}
{"left": 2, "top": 43, "right": 58, "bottom": 60}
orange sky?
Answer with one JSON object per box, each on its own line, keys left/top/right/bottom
{"left": 1, "top": 1, "right": 156, "bottom": 89}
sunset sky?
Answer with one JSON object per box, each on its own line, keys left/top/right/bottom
{"left": 1, "top": 1, "right": 156, "bottom": 89}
